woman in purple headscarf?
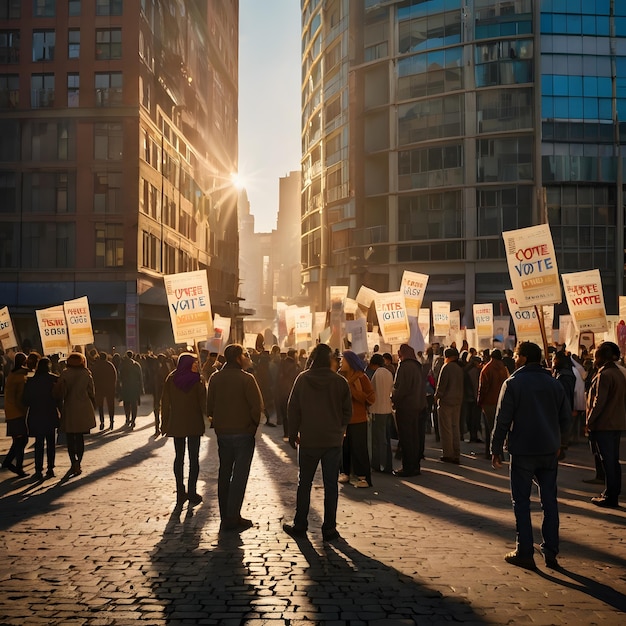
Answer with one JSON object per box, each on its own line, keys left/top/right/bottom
{"left": 161, "top": 352, "right": 206, "bottom": 508}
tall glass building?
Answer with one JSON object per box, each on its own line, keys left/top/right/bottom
{"left": 300, "top": 0, "right": 625, "bottom": 320}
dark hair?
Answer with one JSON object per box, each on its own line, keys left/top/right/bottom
{"left": 553, "top": 351, "right": 572, "bottom": 370}
{"left": 382, "top": 352, "right": 393, "bottom": 362}
{"left": 224, "top": 343, "right": 245, "bottom": 365}
{"left": 596, "top": 341, "right": 620, "bottom": 362}
{"left": 490, "top": 349, "right": 502, "bottom": 360}
{"left": 370, "top": 353, "right": 385, "bottom": 367}
{"left": 310, "top": 343, "right": 332, "bottom": 369}
{"left": 517, "top": 341, "right": 542, "bottom": 364}
{"left": 35, "top": 357, "right": 51, "bottom": 375}
{"left": 12, "top": 352, "right": 27, "bottom": 372}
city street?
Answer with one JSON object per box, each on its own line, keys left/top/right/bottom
{"left": 0, "top": 399, "right": 624, "bottom": 625}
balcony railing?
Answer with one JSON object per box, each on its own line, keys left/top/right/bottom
{"left": 0, "top": 89, "right": 19, "bottom": 109}
{"left": 31, "top": 88, "right": 54, "bottom": 108}
{"left": 95, "top": 87, "right": 123, "bottom": 107}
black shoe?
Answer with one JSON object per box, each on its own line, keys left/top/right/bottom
{"left": 33, "top": 471, "right": 44, "bottom": 481}
{"left": 393, "top": 468, "right": 420, "bottom": 477}
{"left": 582, "top": 477, "right": 605, "bottom": 485}
{"left": 45, "top": 469, "right": 55, "bottom": 478}
{"left": 591, "top": 496, "right": 619, "bottom": 508}
{"left": 470, "top": 438, "right": 484, "bottom": 443}
{"left": 504, "top": 550, "right": 537, "bottom": 571}
{"left": 440, "top": 456, "right": 460, "bottom": 464}
{"left": 188, "top": 493, "right": 203, "bottom": 506}
{"left": 322, "top": 529, "right": 340, "bottom": 542}
{"left": 544, "top": 555, "right": 560, "bottom": 569}
{"left": 265, "top": 421, "right": 276, "bottom": 427}
{"left": 176, "top": 492, "right": 188, "bottom": 507}
{"left": 15, "top": 467, "right": 28, "bottom": 477}
{"left": 99, "top": 422, "right": 105, "bottom": 431}
{"left": 282, "top": 523, "right": 307, "bottom": 537}
{"left": 238, "top": 517, "right": 254, "bottom": 530}
{"left": 2, "top": 461, "right": 17, "bottom": 473}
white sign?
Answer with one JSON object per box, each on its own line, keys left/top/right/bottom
{"left": 346, "top": 318, "right": 368, "bottom": 354}
{"left": 400, "top": 271, "right": 429, "bottom": 317}
{"left": 432, "top": 301, "right": 450, "bottom": 337}
{"left": 356, "top": 285, "right": 378, "bottom": 309}
{"left": 36, "top": 305, "right": 70, "bottom": 358}
{"left": 0, "top": 307, "right": 18, "bottom": 350}
{"left": 473, "top": 303, "right": 493, "bottom": 338}
{"left": 506, "top": 290, "right": 542, "bottom": 345}
{"left": 418, "top": 308, "right": 430, "bottom": 345}
{"left": 64, "top": 296, "right": 94, "bottom": 347}
{"left": 164, "top": 270, "right": 213, "bottom": 343}
{"left": 206, "top": 315, "right": 231, "bottom": 354}
{"left": 503, "top": 224, "right": 561, "bottom": 306}
{"left": 374, "top": 291, "right": 410, "bottom": 345}
{"left": 295, "top": 308, "right": 313, "bottom": 346}
{"left": 562, "top": 269, "right": 608, "bottom": 333}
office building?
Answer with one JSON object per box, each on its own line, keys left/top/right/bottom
{"left": 300, "top": 0, "right": 625, "bottom": 320}
{"left": 0, "top": 0, "right": 239, "bottom": 352}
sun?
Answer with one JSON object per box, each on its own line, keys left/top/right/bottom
{"left": 230, "top": 172, "right": 245, "bottom": 190}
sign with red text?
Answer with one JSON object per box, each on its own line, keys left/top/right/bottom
{"left": 505, "top": 290, "right": 543, "bottom": 344}
{"left": 374, "top": 291, "right": 410, "bottom": 345}
{"left": 295, "top": 307, "right": 313, "bottom": 346}
{"left": 63, "top": 296, "right": 94, "bottom": 347}
{"left": 473, "top": 303, "right": 493, "bottom": 338}
{"left": 562, "top": 269, "right": 608, "bottom": 333}
{"left": 503, "top": 224, "right": 561, "bottom": 306}
{"left": 432, "top": 301, "right": 451, "bottom": 337}
{"left": 400, "top": 271, "right": 429, "bottom": 317}
{"left": 164, "top": 270, "right": 213, "bottom": 343}
{"left": 0, "top": 307, "right": 18, "bottom": 350}
{"left": 36, "top": 305, "right": 70, "bottom": 358}
{"left": 206, "top": 315, "right": 230, "bottom": 354}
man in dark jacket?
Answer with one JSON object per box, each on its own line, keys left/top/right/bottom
{"left": 276, "top": 348, "right": 301, "bottom": 442}
{"left": 435, "top": 347, "right": 465, "bottom": 464}
{"left": 491, "top": 341, "right": 571, "bottom": 571}
{"left": 586, "top": 341, "right": 626, "bottom": 508}
{"left": 283, "top": 343, "right": 352, "bottom": 542}
{"left": 207, "top": 344, "right": 263, "bottom": 532}
{"left": 391, "top": 344, "right": 427, "bottom": 477}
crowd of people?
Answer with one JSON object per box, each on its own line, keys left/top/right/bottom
{"left": 1, "top": 334, "right": 624, "bottom": 564}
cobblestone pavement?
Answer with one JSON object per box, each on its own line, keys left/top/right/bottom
{"left": 0, "top": 399, "right": 625, "bottom": 625}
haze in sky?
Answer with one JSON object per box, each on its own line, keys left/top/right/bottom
{"left": 239, "top": 0, "right": 301, "bottom": 233}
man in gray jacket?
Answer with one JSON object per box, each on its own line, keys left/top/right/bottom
{"left": 283, "top": 343, "right": 352, "bottom": 542}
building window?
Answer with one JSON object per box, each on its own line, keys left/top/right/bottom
{"left": 477, "top": 136, "right": 533, "bottom": 182}
{"left": 475, "top": 39, "right": 534, "bottom": 87}
{"left": 140, "top": 75, "right": 150, "bottom": 110}
{"left": 398, "top": 143, "right": 464, "bottom": 189}
{"left": 33, "top": 0, "right": 55, "bottom": 17}
{"left": 95, "top": 72, "right": 122, "bottom": 106}
{"left": 69, "top": 0, "right": 80, "bottom": 16}
{"left": 0, "top": 170, "right": 17, "bottom": 213}
{"left": 24, "top": 172, "right": 75, "bottom": 214}
{"left": 398, "top": 94, "right": 463, "bottom": 145}
{"left": 398, "top": 190, "right": 463, "bottom": 241}
{"left": 0, "top": 1, "right": 20, "bottom": 18}
{"left": 0, "top": 221, "right": 19, "bottom": 267}
{"left": 67, "top": 73, "right": 79, "bottom": 107}
{"left": 32, "top": 30, "right": 55, "bottom": 62}
{"left": 31, "top": 73, "right": 55, "bottom": 108}
{"left": 94, "top": 122, "right": 123, "bottom": 160}
{"left": 29, "top": 121, "right": 71, "bottom": 160}
{"left": 397, "top": 47, "right": 463, "bottom": 99}
{"left": 95, "top": 223, "right": 124, "bottom": 267}
{"left": 96, "top": 0, "right": 122, "bottom": 16}
{"left": 397, "top": 7, "right": 461, "bottom": 54}
{"left": 0, "top": 73, "right": 19, "bottom": 109}
{"left": 94, "top": 172, "right": 122, "bottom": 213}
{"left": 68, "top": 29, "right": 80, "bottom": 59}
{"left": 0, "top": 30, "right": 20, "bottom": 63}
{"left": 96, "top": 28, "right": 121, "bottom": 60}
{"left": 22, "top": 222, "right": 75, "bottom": 268}
{"left": 141, "top": 231, "right": 159, "bottom": 270}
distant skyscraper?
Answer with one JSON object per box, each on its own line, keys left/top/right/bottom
{"left": 0, "top": 1, "right": 239, "bottom": 351}
{"left": 300, "top": 0, "right": 625, "bottom": 320}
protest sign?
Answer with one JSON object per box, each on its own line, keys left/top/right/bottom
{"left": 562, "top": 269, "right": 608, "bottom": 333}
{"left": 503, "top": 224, "right": 561, "bottom": 306}
{"left": 506, "top": 290, "right": 543, "bottom": 344}
{"left": 294, "top": 307, "right": 313, "bottom": 346}
{"left": 374, "top": 291, "right": 410, "bottom": 345}
{"left": 400, "top": 271, "right": 429, "bottom": 317}
{"left": 36, "top": 305, "right": 70, "bottom": 358}
{"left": 64, "top": 296, "right": 94, "bottom": 347}
{"left": 473, "top": 303, "right": 493, "bottom": 338}
{"left": 346, "top": 318, "right": 368, "bottom": 354}
{"left": 164, "top": 270, "right": 213, "bottom": 344}
{"left": 432, "top": 302, "right": 450, "bottom": 337}
{"left": 0, "top": 307, "right": 18, "bottom": 351}
{"left": 356, "top": 285, "right": 378, "bottom": 309}
{"left": 418, "top": 308, "right": 430, "bottom": 345}
{"left": 206, "top": 315, "right": 231, "bottom": 354}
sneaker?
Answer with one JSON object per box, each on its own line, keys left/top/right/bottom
{"left": 188, "top": 493, "right": 203, "bottom": 506}
{"left": 322, "top": 529, "right": 340, "bottom": 542}
{"left": 354, "top": 478, "right": 370, "bottom": 488}
{"left": 504, "top": 550, "right": 537, "bottom": 571}
{"left": 283, "top": 523, "right": 307, "bottom": 537}
{"left": 338, "top": 473, "right": 350, "bottom": 483}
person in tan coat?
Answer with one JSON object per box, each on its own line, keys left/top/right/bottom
{"left": 1, "top": 352, "right": 29, "bottom": 477}
{"left": 160, "top": 352, "right": 206, "bottom": 507}
{"left": 57, "top": 352, "right": 96, "bottom": 477}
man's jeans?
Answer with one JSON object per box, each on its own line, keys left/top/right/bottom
{"left": 510, "top": 453, "right": 559, "bottom": 559}
{"left": 217, "top": 433, "right": 256, "bottom": 521}
{"left": 589, "top": 430, "right": 622, "bottom": 503}
{"left": 294, "top": 446, "right": 341, "bottom": 532}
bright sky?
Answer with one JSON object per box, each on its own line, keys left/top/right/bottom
{"left": 238, "top": 0, "right": 302, "bottom": 233}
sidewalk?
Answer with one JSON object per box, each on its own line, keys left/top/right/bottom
{"left": 0, "top": 399, "right": 624, "bottom": 625}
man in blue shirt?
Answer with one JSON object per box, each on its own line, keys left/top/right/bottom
{"left": 491, "top": 342, "right": 571, "bottom": 570}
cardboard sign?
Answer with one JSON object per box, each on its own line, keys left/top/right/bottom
{"left": 374, "top": 291, "right": 410, "bottom": 345}
{"left": 64, "top": 296, "right": 94, "bottom": 347}
{"left": 562, "top": 269, "right": 608, "bottom": 333}
{"left": 164, "top": 270, "right": 213, "bottom": 343}
{"left": 0, "top": 307, "right": 18, "bottom": 351}
{"left": 36, "top": 305, "right": 70, "bottom": 358}
{"left": 432, "top": 301, "right": 450, "bottom": 337}
{"left": 400, "top": 271, "right": 429, "bottom": 317}
{"left": 503, "top": 224, "right": 561, "bottom": 306}
{"left": 473, "top": 303, "right": 493, "bottom": 338}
